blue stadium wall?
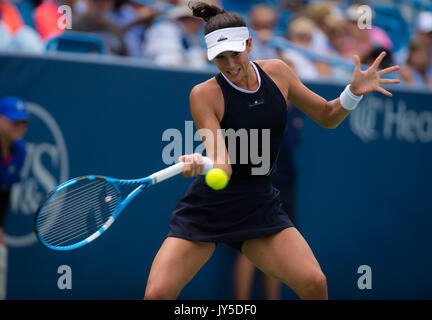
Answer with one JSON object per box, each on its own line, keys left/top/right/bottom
{"left": 0, "top": 52, "right": 431, "bottom": 299}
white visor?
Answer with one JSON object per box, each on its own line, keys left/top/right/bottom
{"left": 205, "top": 27, "right": 250, "bottom": 60}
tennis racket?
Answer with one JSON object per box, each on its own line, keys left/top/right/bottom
{"left": 34, "top": 157, "right": 213, "bottom": 251}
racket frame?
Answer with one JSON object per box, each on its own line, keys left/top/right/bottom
{"left": 34, "top": 175, "right": 153, "bottom": 251}
{"left": 34, "top": 157, "right": 212, "bottom": 251}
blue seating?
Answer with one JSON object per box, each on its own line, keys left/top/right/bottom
{"left": 45, "top": 32, "right": 107, "bottom": 54}
{"left": 221, "top": 0, "right": 254, "bottom": 15}
{"left": 13, "top": 0, "right": 36, "bottom": 28}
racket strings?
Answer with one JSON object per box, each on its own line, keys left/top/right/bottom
{"left": 37, "top": 182, "right": 114, "bottom": 234}
{"left": 36, "top": 179, "right": 119, "bottom": 247}
{"left": 39, "top": 201, "right": 107, "bottom": 243}
{"left": 38, "top": 185, "right": 117, "bottom": 246}
{"left": 39, "top": 179, "right": 105, "bottom": 214}
{"left": 38, "top": 181, "right": 113, "bottom": 226}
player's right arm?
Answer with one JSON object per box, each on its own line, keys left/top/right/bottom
{"left": 179, "top": 80, "right": 232, "bottom": 179}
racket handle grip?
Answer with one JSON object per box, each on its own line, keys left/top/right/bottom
{"left": 200, "top": 156, "right": 214, "bottom": 175}
{"left": 150, "top": 156, "right": 214, "bottom": 184}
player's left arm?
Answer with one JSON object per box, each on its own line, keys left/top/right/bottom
{"left": 273, "top": 52, "right": 400, "bottom": 129}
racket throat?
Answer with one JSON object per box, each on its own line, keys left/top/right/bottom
{"left": 118, "top": 184, "right": 145, "bottom": 212}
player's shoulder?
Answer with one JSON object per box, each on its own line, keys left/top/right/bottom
{"left": 189, "top": 77, "right": 223, "bottom": 118}
{"left": 254, "top": 59, "right": 292, "bottom": 77}
{"left": 190, "top": 77, "right": 223, "bottom": 109}
{"left": 190, "top": 77, "right": 220, "bottom": 99}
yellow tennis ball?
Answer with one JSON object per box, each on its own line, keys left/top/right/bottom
{"left": 205, "top": 168, "right": 228, "bottom": 190}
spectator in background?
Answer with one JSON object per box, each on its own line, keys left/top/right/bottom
{"left": 0, "top": 0, "right": 23, "bottom": 35}
{"left": 325, "top": 15, "right": 355, "bottom": 59}
{"left": 34, "top": 0, "right": 77, "bottom": 41}
{"left": 109, "top": 0, "right": 160, "bottom": 57}
{"left": 277, "top": 0, "right": 307, "bottom": 41}
{"left": 399, "top": 37, "right": 432, "bottom": 88}
{"left": 304, "top": 2, "right": 332, "bottom": 52}
{"left": 159, "top": 0, "right": 182, "bottom": 5}
{"left": 393, "top": 10, "right": 432, "bottom": 76}
{"left": 415, "top": 11, "right": 432, "bottom": 57}
{"left": 0, "top": 97, "right": 28, "bottom": 300}
{"left": 324, "top": 15, "right": 356, "bottom": 81}
{"left": 281, "top": 17, "right": 320, "bottom": 80}
{"left": 0, "top": 0, "right": 44, "bottom": 52}
{"left": 72, "top": 0, "right": 129, "bottom": 56}
{"left": 142, "top": 5, "right": 206, "bottom": 68}
{"left": 418, "top": 11, "right": 432, "bottom": 80}
{"left": 362, "top": 47, "right": 394, "bottom": 69}
{"left": 303, "top": 1, "right": 334, "bottom": 77}
{"left": 345, "top": 3, "right": 393, "bottom": 59}
{"left": 248, "top": 4, "right": 279, "bottom": 61}
{"left": 279, "top": 0, "right": 306, "bottom": 16}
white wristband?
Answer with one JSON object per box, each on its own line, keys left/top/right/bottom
{"left": 340, "top": 84, "right": 363, "bottom": 111}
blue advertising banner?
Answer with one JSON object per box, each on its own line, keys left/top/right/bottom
{"left": 0, "top": 52, "right": 431, "bottom": 299}
{"left": 295, "top": 83, "right": 432, "bottom": 299}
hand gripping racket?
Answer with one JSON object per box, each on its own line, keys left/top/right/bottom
{"left": 34, "top": 157, "right": 213, "bottom": 251}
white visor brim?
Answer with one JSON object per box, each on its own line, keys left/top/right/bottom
{"left": 205, "top": 27, "right": 250, "bottom": 60}
{"left": 207, "top": 40, "right": 247, "bottom": 60}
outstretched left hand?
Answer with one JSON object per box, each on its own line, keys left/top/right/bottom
{"left": 349, "top": 51, "right": 400, "bottom": 97}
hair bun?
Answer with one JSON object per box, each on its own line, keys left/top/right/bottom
{"left": 189, "top": 1, "right": 225, "bottom": 22}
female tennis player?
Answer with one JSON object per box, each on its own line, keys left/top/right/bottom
{"left": 144, "top": 2, "right": 400, "bottom": 300}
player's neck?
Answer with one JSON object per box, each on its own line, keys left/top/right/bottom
{"left": 232, "top": 62, "right": 259, "bottom": 91}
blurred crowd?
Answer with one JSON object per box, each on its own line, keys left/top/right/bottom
{"left": 1, "top": 0, "right": 432, "bottom": 88}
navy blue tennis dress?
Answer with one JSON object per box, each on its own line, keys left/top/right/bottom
{"left": 167, "top": 61, "right": 294, "bottom": 252}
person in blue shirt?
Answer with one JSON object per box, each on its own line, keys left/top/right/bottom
{"left": 0, "top": 96, "right": 28, "bottom": 300}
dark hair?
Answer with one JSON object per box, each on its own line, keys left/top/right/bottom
{"left": 363, "top": 47, "right": 393, "bottom": 69}
{"left": 190, "top": 1, "right": 246, "bottom": 35}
